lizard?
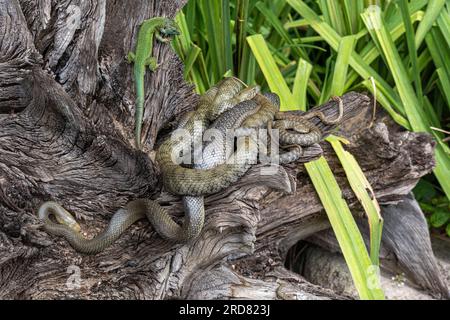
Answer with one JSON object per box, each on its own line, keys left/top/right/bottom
{"left": 127, "top": 17, "right": 180, "bottom": 149}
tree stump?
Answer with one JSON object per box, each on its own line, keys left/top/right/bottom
{"left": 0, "top": 0, "right": 442, "bottom": 299}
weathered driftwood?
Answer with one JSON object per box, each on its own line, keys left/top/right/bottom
{"left": 302, "top": 194, "right": 449, "bottom": 299}
{"left": 0, "top": 0, "right": 440, "bottom": 299}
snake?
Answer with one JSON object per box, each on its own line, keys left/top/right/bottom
{"left": 178, "top": 94, "right": 263, "bottom": 245}
{"left": 38, "top": 78, "right": 344, "bottom": 254}
{"left": 38, "top": 78, "right": 260, "bottom": 253}
{"left": 267, "top": 95, "right": 344, "bottom": 164}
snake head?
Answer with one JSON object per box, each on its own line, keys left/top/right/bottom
{"left": 157, "top": 19, "right": 180, "bottom": 43}
{"left": 235, "top": 85, "right": 261, "bottom": 102}
{"left": 38, "top": 201, "right": 82, "bottom": 233}
{"left": 54, "top": 210, "right": 82, "bottom": 233}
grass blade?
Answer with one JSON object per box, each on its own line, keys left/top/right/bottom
{"left": 361, "top": 5, "right": 450, "bottom": 201}
{"left": 399, "top": 0, "right": 424, "bottom": 106}
{"left": 415, "top": 0, "right": 447, "bottom": 48}
{"left": 345, "top": 9, "right": 425, "bottom": 92}
{"left": 292, "top": 59, "right": 312, "bottom": 111}
{"left": 305, "top": 157, "right": 385, "bottom": 300}
{"left": 248, "top": 31, "right": 385, "bottom": 299}
{"left": 318, "top": 0, "right": 346, "bottom": 35}
{"left": 202, "top": 0, "right": 224, "bottom": 81}
{"left": 330, "top": 35, "right": 356, "bottom": 97}
{"left": 287, "top": 0, "right": 406, "bottom": 116}
{"left": 182, "top": 45, "right": 201, "bottom": 79}
{"left": 255, "top": 2, "right": 308, "bottom": 60}
{"left": 247, "top": 34, "right": 296, "bottom": 109}
{"left": 362, "top": 79, "right": 411, "bottom": 129}
{"left": 328, "top": 136, "right": 384, "bottom": 266}
{"left": 437, "top": 7, "right": 450, "bottom": 49}
{"left": 425, "top": 28, "right": 450, "bottom": 80}
{"left": 235, "top": 0, "right": 249, "bottom": 74}
{"left": 221, "top": 0, "right": 233, "bottom": 74}
{"left": 437, "top": 68, "right": 450, "bottom": 109}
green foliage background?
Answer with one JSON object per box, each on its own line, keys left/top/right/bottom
{"left": 173, "top": 0, "right": 450, "bottom": 299}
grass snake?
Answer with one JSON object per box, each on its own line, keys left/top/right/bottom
{"left": 38, "top": 78, "right": 343, "bottom": 254}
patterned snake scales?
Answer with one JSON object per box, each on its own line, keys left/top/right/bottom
{"left": 38, "top": 77, "right": 343, "bottom": 254}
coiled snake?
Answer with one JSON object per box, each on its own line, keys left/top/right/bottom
{"left": 38, "top": 77, "right": 343, "bottom": 254}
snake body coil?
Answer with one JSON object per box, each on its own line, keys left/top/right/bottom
{"left": 38, "top": 78, "right": 343, "bottom": 254}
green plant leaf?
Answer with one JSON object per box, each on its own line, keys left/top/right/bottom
{"left": 330, "top": 35, "right": 356, "bottom": 97}
{"left": 247, "top": 34, "right": 297, "bottom": 109}
{"left": 414, "top": 180, "right": 438, "bottom": 202}
{"left": 247, "top": 31, "right": 385, "bottom": 299}
{"left": 361, "top": 5, "right": 450, "bottom": 202}
{"left": 437, "top": 7, "right": 450, "bottom": 49}
{"left": 430, "top": 209, "right": 450, "bottom": 228}
{"left": 305, "top": 157, "right": 385, "bottom": 300}
{"left": 202, "top": 0, "right": 226, "bottom": 81}
{"left": 328, "top": 136, "right": 383, "bottom": 266}
{"left": 362, "top": 79, "right": 411, "bottom": 129}
{"left": 292, "top": 59, "right": 312, "bottom": 111}
{"left": 415, "top": 0, "right": 447, "bottom": 48}
{"left": 183, "top": 45, "right": 201, "bottom": 79}
{"left": 287, "top": 0, "right": 406, "bottom": 117}
{"left": 399, "top": 0, "right": 424, "bottom": 106}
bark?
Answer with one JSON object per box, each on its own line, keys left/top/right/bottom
{"left": 0, "top": 0, "right": 441, "bottom": 299}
